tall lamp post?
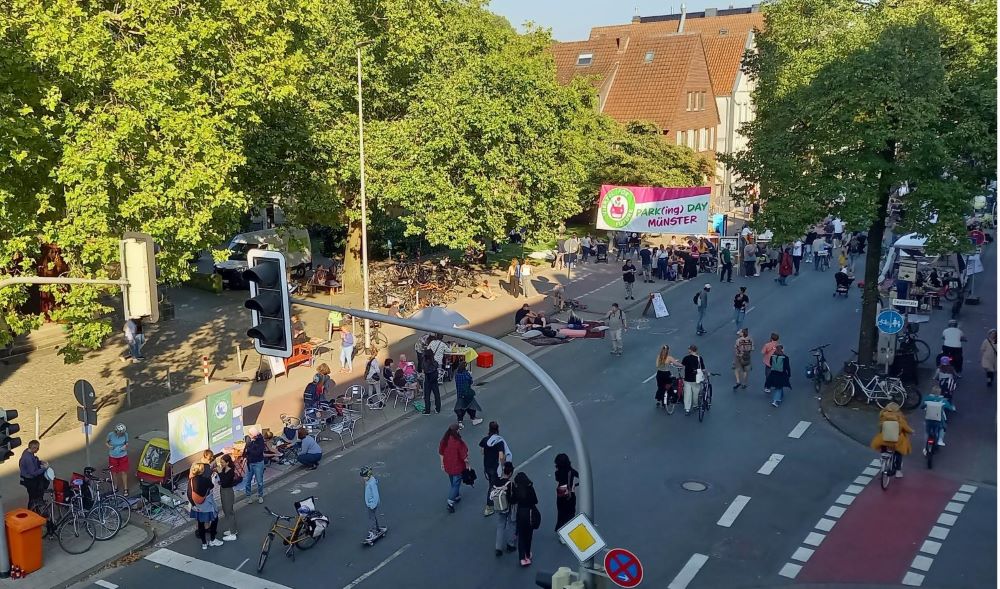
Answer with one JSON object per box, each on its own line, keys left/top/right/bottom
{"left": 356, "top": 39, "right": 374, "bottom": 349}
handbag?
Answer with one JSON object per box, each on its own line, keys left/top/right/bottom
{"left": 461, "top": 467, "right": 478, "bottom": 486}
{"left": 530, "top": 505, "right": 542, "bottom": 530}
{"left": 556, "top": 473, "right": 574, "bottom": 499}
{"left": 695, "top": 356, "right": 707, "bottom": 383}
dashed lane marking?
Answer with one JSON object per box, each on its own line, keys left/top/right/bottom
{"left": 145, "top": 548, "right": 294, "bottom": 589}
{"left": 642, "top": 373, "right": 657, "bottom": 384}
{"left": 756, "top": 454, "right": 784, "bottom": 476}
{"left": 516, "top": 445, "right": 552, "bottom": 471}
{"left": 716, "top": 495, "right": 751, "bottom": 528}
{"left": 667, "top": 553, "right": 709, "bottom": 589}
{"left": 787, "top": 421, "right": 811, "bottom": 438}
{"left": 94, "top": 582, "right": 119, "bottom": 589}
{"left": 341, "top": 543, "right": 413, "bottom": 589}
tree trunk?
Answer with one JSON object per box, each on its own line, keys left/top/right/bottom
{"left": 341, "top": 218, "right": 364, "bottom": 294}
{"left": 858, "top": 143, "right": 897, "bottom": 364}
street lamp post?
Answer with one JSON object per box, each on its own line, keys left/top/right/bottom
{"left": 356, "top": 40, "right": 374, "bottom": 350}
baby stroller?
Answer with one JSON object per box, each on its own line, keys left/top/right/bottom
{"left": 834, "top": 271, "right": 853, "bottom": 297}
{"left": 594, "top": 242, "right": 609, "bottom": 263}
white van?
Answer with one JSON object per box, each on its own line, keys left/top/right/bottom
{"left": 214, "top": 228, "right": 312, "bottom": 289}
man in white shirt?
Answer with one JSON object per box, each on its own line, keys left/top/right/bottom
{"left": 581, "top": 235, "right": 592, "bottom": 262}
{"left": 941, "top": 320, "right": 967, "bottom": 374}
{"left": 792, "top": 240, "right": 803, "bottom": 275}
{"left": 832, "top": 218, "right": 844, "bottom": 247}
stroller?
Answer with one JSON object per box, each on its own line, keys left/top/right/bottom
{"left": 594, "top": 242, "right": 609, "bottom": 263}
{"left": 834, "top": 270, "right": 853, "bottom": 297}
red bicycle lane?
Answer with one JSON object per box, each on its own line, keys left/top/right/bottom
{"left": 797, "top": 467, "right": 960, "bottom": 585}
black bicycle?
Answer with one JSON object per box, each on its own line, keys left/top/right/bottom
{"left": 808, "top": 344, "right": 833, "bottom": 394}
{"left": 697, "top": 372, "right": 719, "bottom": 422}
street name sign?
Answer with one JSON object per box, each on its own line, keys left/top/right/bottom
{"left": 891, "top": 298, "right": 919, "bottom": 308}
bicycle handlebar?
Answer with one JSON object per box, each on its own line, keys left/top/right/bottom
{"left": 263, "top": 506, "right": 293, "bottom": 521}
{"left": 810, "top": 344, "right": 831, "bottom": 352}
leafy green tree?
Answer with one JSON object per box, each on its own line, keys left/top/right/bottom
{"left": 589, "top": 120, "right": 713, "bottom": 191}
{"left": 724, "top": 0, "right": 996, "bottom": 362}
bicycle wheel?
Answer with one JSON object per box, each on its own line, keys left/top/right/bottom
{"left": 880, "top": 455, "right": 891, "bottom": 490}
{"left": 372, "top": 331, "right": 389, "bottom": 351}
{"left": 697, "top": 391, "right": 706, "bottom": 422}
{"left": 257, "top": 532, "right": 274, "bottom": 573}
{"left": 106, "top": 494, "right": 132, "bottom": 527}
{"left": 88, "top": 504, "right": 122, "bottom": 541}
{"left": 912, "top": 339, "right": 930, "bottom": 364}
{"left": 943, "top": 288, "right": 959, "bottom": 302}
{"left": 813, "top": 371, "right": 823, "bottom": 394}
{"left": 822, "top": 362, "right": 833, "bottom": 382}
{"left": 901, "top": 386, "right": 922, "bottom": 411}
{"left": 58, "top": 516, "right": 96, "bottom": 554}
{"left": 876, "top": 385, "right": 905, "bottom": 409}
{"left": 926, "top": 440, "right": 934, "bottom": 469}
{"left": 294, "top": 523, "right": 319, "bottom": 551}
{"left": 665, "top": 395, "right": 677, "bottom": 415}
{"left": 833, "top": 379, "right": 855, "bottom": 406}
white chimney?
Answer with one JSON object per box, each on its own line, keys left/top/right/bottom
{"left": 678, "top": 4, "right": 687, "bottom": 32}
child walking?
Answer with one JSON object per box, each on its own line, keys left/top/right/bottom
{"left": 361, "top": 467, "right": 386, "bottom": 542}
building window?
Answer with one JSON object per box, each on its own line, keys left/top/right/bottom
{"left": 699, "top": 128, "right": 708, "bottom": 152}
{"left": 686, "top": 92, "right": 692, "bottom": 111}
{"left": 688, "top": 130, "right": 695, "bottom": 149}
{"left": 677, "top": 131, "right": 685, "bottom": 146}
{"left": 577, "top": 53, "right": 593, "bottom": 66}
{"left": 697, "top": 91, "right": 706, "bottom": 111}
{"left": 709, "top": 127, "right": 715, "bottom": 150}
{"left": 644, "top": 51, "right": 654, "bottom": 63}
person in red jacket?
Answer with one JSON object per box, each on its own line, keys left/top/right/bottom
{"left": 438, "top": 423, "right": 469, "bottom": 513}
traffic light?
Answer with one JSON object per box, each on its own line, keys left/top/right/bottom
{"left": 0, "top": 408, "right": 21, "bottom": 463}
{"left": 120, "top": 232, "right": 159, "bottom": 323}
{"left": 244, "top": 249, "right": 293, "bottom": 358}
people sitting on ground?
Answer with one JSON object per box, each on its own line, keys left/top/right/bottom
{"left": 514, "top": 304, "right": 533, "bottom": 327}
{"left": 528, "top": 312, "right": 549, "bottom": 329}
{"left": 470, "top": 280, "right": 497, "bottom": 300}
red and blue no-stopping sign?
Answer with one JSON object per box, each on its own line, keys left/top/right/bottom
{"left": 604, "top": 548, "right": 643, "bottom": 588}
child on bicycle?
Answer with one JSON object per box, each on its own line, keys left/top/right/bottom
{"left": 922, "top": 386, "right": 954, "bottom": 448}
{"left": 361, "top": 466, "right": 386, "bottom": 542}
{"left": 934, "top": 356, "right": 959, "bottom": 408}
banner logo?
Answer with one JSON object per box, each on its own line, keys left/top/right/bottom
{"left": 601, "top": 187, "right": 636, "bottom": 229}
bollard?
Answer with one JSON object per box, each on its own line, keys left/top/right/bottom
{"left": 126, "top": 379, "right": 132, "bottom": 408}
{"left": 35, "top": 407, "right": 39, "bottom": 439}
{"left": 235, "top": 343, "right": 243, "bottom": 372}
{"left": 167, "top": 367, "right": 172, "bottom": 394}
{"left": 202, "top": 355, "right": 211, "bottom": 384}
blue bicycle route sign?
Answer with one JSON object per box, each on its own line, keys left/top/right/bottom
{"left": 876, "top": 309, "right": 905, "bottom": 335}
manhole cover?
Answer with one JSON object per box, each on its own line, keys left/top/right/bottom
{"left": 681, "top": 481, "right": 708, "bottom": 492}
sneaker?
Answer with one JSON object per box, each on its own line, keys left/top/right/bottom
{"left": 483, "top": 505, "right": 495, "bottom": 517}
{"left": 447, "top": 502, "right": 455, "bottom": 513}
{"left": 895, "top": 470, "right": 904, "bottom": 478}
{"left": 496, "top": 549, "right": 503, "bottom": 557}
{"left": 422, "top": 411, "right": 431, "bottom": 415}
{"left": 471, "top": 418, "right": 484, "bottom": 426}
{"left": 223, "top": 533, "right": 238, "bottom": 541}
{"left": 209, "top": 539, "right": 224, "bottom": 547}
{"left": 456, "top": 422, "right": 464, "bottom": 430}
{"left": 257, "top": 496, "right": 264, "bottom": 504}
{"left": 771, "top": 401, "right": 779, "bottom": 407}
{"left": 938, "top": 441, "right": 946, "bottom": 447}
{"left": 520, "top": 559, "right": 530, "bottom": 567}
{"left": 202, "top": 544, "right": 208, "bottom": 550}
{"left": 506, "top": 544, "right": 517, "bottom": 553}
{"left": 732, "top": 384, "right": 740, "bottom": 390}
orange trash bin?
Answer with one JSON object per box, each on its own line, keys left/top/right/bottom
{"left": 476, "top": 351, "right": 494, "bottom": 368}
{"left": 5, "top": 509, "right": 46, "bottom": 574}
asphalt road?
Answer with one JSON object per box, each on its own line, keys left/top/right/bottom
{"left": 73, "top": 255, "right": 997, "bottom": 589}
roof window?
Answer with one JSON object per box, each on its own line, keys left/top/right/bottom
{"left": 719, "top": 28, "right": 729, "bottom": 35}
{"left": 644, "top": 51, "right": 654, "bottom": 63}
{"left": 577, "top": 53, "right": 594, "bottom": 66}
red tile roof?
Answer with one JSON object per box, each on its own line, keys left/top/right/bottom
{"left": 549, "top": 39, "right": 621, "bottom": 87}
{"left": 701, "top": 33, "right": 750, "bottom": 95}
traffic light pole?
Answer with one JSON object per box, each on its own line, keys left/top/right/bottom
{"left": 0, "top": 492, "right": 8, "bottom": 577}
{"left": 290, "top": 297, "right": 597, "bottom": 586}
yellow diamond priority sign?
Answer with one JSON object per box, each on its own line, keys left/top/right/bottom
{"left": 557, "top": 513, "right": 606, "bottom": 562}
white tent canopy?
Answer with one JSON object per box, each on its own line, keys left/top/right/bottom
{"left": 892, "top": 233, "right": 927, "bottom": 249}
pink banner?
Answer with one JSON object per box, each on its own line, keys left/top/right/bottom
{"left": 596, "top": 185, "right": 711, "bottom": 233}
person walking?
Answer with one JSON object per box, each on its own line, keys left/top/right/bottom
{"left": 479, "top": 422, "right": 511, "bottom": 516}
{"left": 361, "top": 466, "right": 386, "bottom": 542}
{"left": 507, "top": 259, "right": 520, "bottom": 297}
{"left": 339, "top": 329, "right": 355, "bottom": 373}
{"left": 621, "top": 259, "right": 637, "bottom": 300}
{"left": 941, "top": 319, "right": 967, "bottom": 374}
{"left": 121, "top": 317, "right": 145, "bottom": 362}
{"left": 106, "top": 423, "right": 129, "bottom": 495}
{"left": 553, "top": 453, "right": 579, "bottom": 532}
{"left": 243, "top": 427, "right": 266, "bottom": 503}
{"left": 453, "top": 360, "right": 483, "bottom": 427}
{"left": 742, "top": 242, "right": 757, "bottom": 277}
{"left": 422, "top": 349, "right": 442, "bottom": 415}
{"left": 215, "top": 454, "right": 240, "bottom": 541}
{"left": 761, "top": 333, "right": 780, "bottom": 391}
{"left": 681, "top": 345, "right": 706, "bottom": 416}
{"left": 639, "top": 244, "right": 653, "bottom": 283}
{"left": 513, "top": 472, "right": 540, "bottom": 567}
{"left": 694, "top": 284, "right": 710, "bottom": 335}
{"left": 654, "top": 345, "right": 681, "bottom": 408}
{"left": 605, "top": 303, "right": 628, "bottom": 356}
{"left": 792, "top": 239, "right": 803, "bottom": 275}
{"left": 491, "top": 462, "right": 517, "bottom": 556}
{"left": 188, "top": 462, "right": 223, "bottom": 550}
{"left": 981, "top": 329, "right": 997, "bottom": 387}
{"left": 765, "top": 345, "right": 791, "bottom": 407}
{"left": 439, "top": 423, "right": 469, "bottom": 513}
{"left": 733, "top": 329, "right": 753, "bottom": 390}
{"left": 732, "top": 287, "right": 749, "bottom": 331}
{"left": 720, "top": 243, "right": 734, "bottom": 283}
{"left": 19, "top": 440, "right": 49, "bottom": 511}
{"left": 775, "top": 248, "right": 793, "bottom": 285}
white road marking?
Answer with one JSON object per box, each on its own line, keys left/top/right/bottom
{"left": 952, "top": 492, "right": 972, "bottom": 502}
{"left": 716, "top": 495, "right": 751, "bottom": 528}
{"left": 825, "top": 505, "right": 846, "bottom": 518}
{"left": 959, "top": 484, "right": 978, "bottom": 493}
{"left": 778, "top": 563, "right": 802, "bottom": 579}
{"left": 944, "top": 501, "right": 965, "bottom": 514}
{"left": 95, "top": 581, "right": 119, "bottom": 589}
{"left": 667, "top": 553, "right": 709, "bottom": 589}
{"left": 791, "top": 547, "right": 814, "bottom": 563}
{"left": 787, "top": 421, "right": 811, "bottom": 438}
{"left": 145, "top": 549, "right": 294, "bottom": 589}
{"left": 530, "top": 385, "right": 542, "bottom": 391}
{"left": 341, "top": 543, "right": 413, "bottom": 589}
{"left": 642, "top": 373, "right": 657, "bottom": 384}
{"left": 870, "top": 458, "right": 882, "bottom": 467}
{"left": 835, "top": 494, "right": 855, "bottom": 506}
{"left": 516, "top": 445, "right": 553, "bottom": 471}
{"left": 234, "top": 558, "right": 249, "bottom": 572}
{"left": 919, "top": 540, "right": 942, "bottom": 555}
{"left": 803, "top": 532, "right": 825, "bottom": 547}
{"left": 928, "top": 526, "right": 950, "bottom": 540}
{"left": 937, "top": 513, "right": 958, "bottom": 526}
{"left": 902, "top": 571, "right": 925, "bottom": 586}
{"left": 756, "top": 454, "right": 784, "bottom": 475}
{"left": 815, "top": 517, "right": 837, "bottom": 532}
{"left": 910, "top": 555, "right": 934, "bottom": 572}
{"left": 862, "top": 466, "right": 880, "bottom": 476}
{"left": 853, "top": 475, "right": 873, "bottom": 485}
{"left": 845, "top": 484, "right": 864, "bottom": 494}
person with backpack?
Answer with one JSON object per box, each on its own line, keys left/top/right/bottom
{"left": 870, "top": 402, "right": 913, "bottom": 478}
{"left": 513, "top": 472, "right": 540, "bottom": 567}
{"left": 639, "top": 244, "right": 654, "bottom": 283}
{"left": 732, "top": 286, "right": 749, "bottom": 331}
{"left": 422, "top": 349, "right": 442, "bottom": 415}
{"left": 491, "top": 461, "right": 517, "bottom": 556}
{"left": 215, "top": 454, "right": 241, "bottom": 541}
{"left": 360, "top": 466, "right": 386, "bottom": 542}
{"left": 553, "top": 453, "right": 579, "bottom": 532}
{"left": 765, "top": 344, "right": 791, "bottom": 407}
{"left": 480, "top": 422, "right": 512, "bottom": 516}
{"left": 621, "top": 259, "right": 637, "bottom": 300}
{"left": 340, "top": 329, "right": 355, "bottom": 373}
{"left": 733, "top": 329, "right": 753, "bottom": 391}
{"left": 439, "top": 423, "right": 469, "bottom": 513}
{"left": 694, "top": 284, "right": 710, "bottom": 335}
{"left": 188, "top": 462, "right": 222, "bottom": 550}
{"left": 243, "top": 427, "right": 267, "bottom": 503}
{"left": 761, "top": 332, "right": 780, "bottom": 391}
{"left": 414, "top": 333, "right": 431, "bottom": 373}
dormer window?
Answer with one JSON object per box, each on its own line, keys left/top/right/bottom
{"left": 719, "top": 28, "right": 729, "bottom": 35}
{"left": 644, "top": 51, "right": 654, "bottom": 63}
{"left": 576, "top": 53, "right": 593, "bottom": 66}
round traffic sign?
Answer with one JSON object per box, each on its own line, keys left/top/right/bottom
{"left": 876, "top": 309, "right": 905, "bottom": 335}
{"left": 73, "top": 379, "right": 96, "bottom": 409}
{"left": 604, "top": 548, "right": 643, "bottom": 588}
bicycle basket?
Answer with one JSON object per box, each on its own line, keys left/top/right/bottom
{"left": 295, "top": 496, "right": 317, "bottom": 515}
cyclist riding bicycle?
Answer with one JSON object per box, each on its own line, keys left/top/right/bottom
{"left": 934, "top": 355, "right": 959, "bottom": 409}
{"left": 869, "top": 402, "right": 913, "bottom": 478}
{"left": 922, "top": 387, "right": 954, "bottom": 450}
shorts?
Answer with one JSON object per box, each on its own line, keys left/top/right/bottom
{"left": 108, "top": 455, "right": 129, "bottom": 473}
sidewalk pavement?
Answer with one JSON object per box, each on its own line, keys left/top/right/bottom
{"left": 0, "top": 256, "right": 630, "bottom": 588}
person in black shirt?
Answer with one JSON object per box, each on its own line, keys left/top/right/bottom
{"left": 622, "top": 260, "right": 637, "bottom": 300}
{"left": 513, "top": 472, "right": 539, "bottom": 567}
{"left": 638, "top": 245, "right": 653, "bottom": 282}
{"left": 553, "top": 453, "right": 579, "bottom": 531}
{"left": 681, "top": 345, "right": 706, "bottom": 416}
{"left": 733, "top": 287, "right": 750, "bottom": 331}
{"left": 479, "top": 421, "right": 508, "bottom": 516}
{"left": 514, "top": 304, "right": 532, "bottom": 328}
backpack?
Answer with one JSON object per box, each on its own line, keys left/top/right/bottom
{"left": 771, "top": 354, "right": 786, "bottom": 373}
{"left": 881, "top": 419, "right": 900, "bottom": 443}
{"left": 490, "top": 481, "right": 511, "bottom": 512}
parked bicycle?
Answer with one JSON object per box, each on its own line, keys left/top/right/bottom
{"left": 697, "top": 372, "right": 719, "bottom": 422}
{"left": 84, "top": 467, "right": 132, "bottom": 528}
{"left": 257, "top": 498, "right": 327, "bottom": 573}
{"left": 834, "top": 352, "right": 920, "bottom": 410}
{"left": 33, "top": 479, "right": 98, "bottom": 554}
{"left": 896, "top": 324, "right": 930, "bottom": 364}
{"left": 807, "top": 344, "right": 833, "bottom": 393}
{"left": 354, "top": 320, "right": 389, "bottom": 357}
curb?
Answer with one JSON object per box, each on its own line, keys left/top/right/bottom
{"left": 55, "top": 523, "right": 157, "bottom": 589}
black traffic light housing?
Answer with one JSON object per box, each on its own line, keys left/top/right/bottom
{"left": 0, "top": 408, "right": 21, "bottom": 463}
{"left": 244, "top": 249, "right": 293, "bottom": 358}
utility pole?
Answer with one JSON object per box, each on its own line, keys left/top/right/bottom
{"left": 356, "top": 40, "right": 374, "bottom": 351}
